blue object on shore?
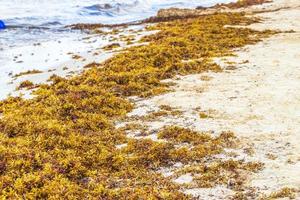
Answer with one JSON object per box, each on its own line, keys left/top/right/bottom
{"left": 0, "top": 20, "right": 6, "bottom": 29}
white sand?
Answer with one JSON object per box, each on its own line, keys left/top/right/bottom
{"left": 0, "top": 25, "right": 152, "bottom": 99}
{"left": 122, "top": 0, "right": 300, "bottom": 198}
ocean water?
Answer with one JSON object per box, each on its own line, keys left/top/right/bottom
{"left": 0, "top": 0, "right": 236, "bottom": 47}
{"left": 1, "top": 0, "right": 237, "bottom": 25}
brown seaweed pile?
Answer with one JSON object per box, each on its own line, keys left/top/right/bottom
{"left": 0, "top": 13, "right": 274, "bottom": 198}
{"left": 206, "top": 0, "right": 272, "bottom": 9}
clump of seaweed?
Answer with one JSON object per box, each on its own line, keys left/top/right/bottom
{"left": 264, "top": 187, "right": 298, "bottom": 199}
{"left": 127, "top": 107, "right": 183, "bottom": 123}
{"left": 13, "top": 69, "right": 43, "bottom": 78}
{"left": 219, "top": 0, "right": 271, "bottom": 9}
{"left": 118, "top": 122, "right": 149, "bottom": 133}
{"left": 0, "top": 12, "right": 274, "bottom": 198}
{"left": 16, "top": 80, "right": 36, "bottom": 90}
{"left": 102, "top": 43, "right": 121, "bottom": 51}
{"left": 125, "top": 126, "right": 237, "bottom": 167}
{"left": 71, "top": 54, "right": 82, "bottom": 60}
{"left": 172, "top": 159, "right": 263, "bottom": 189}
{"left": 199, "top": 112, "right": 210, "bottom": 118}
{"left": 196, "top": 0, "right": 271, "bottom": 10}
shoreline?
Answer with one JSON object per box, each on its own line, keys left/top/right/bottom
{"left": 0, "top": 0, "right": 273, "bottom": 101}
{"left": 0, "top": 0, "right": 299, "bottom": 199}
{"left": 118, "top": 0, "right": 300, "bottom": 198}
{"left": 0, "top": 25, "right": 154, "bottom": 100}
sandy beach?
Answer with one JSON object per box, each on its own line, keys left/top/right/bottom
{"left": 0, "top": 0, "right": 299, "bottom": 199}
{"left": 0, "top": 24, "right": 155, "bottom": 99}
{"left": 118, "top": 0, "right": 300, "bottom": 198}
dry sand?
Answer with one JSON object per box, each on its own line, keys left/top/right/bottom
{"left": 121, "top": 0, "right": 300, "bottom": 198}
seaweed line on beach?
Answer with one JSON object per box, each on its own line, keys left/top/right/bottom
{"left": 0, "top": 10, "right": 276, "bottom": 199}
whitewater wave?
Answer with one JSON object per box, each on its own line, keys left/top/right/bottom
{"left": 82, "top": 1, "right": 142, "bottom": 17}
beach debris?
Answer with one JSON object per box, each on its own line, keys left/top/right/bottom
{"left": 13, "top": 70, "right": 43, "bottom": 78}
{"left": 0, "top": 20, "right": 6, "bottom": 29}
